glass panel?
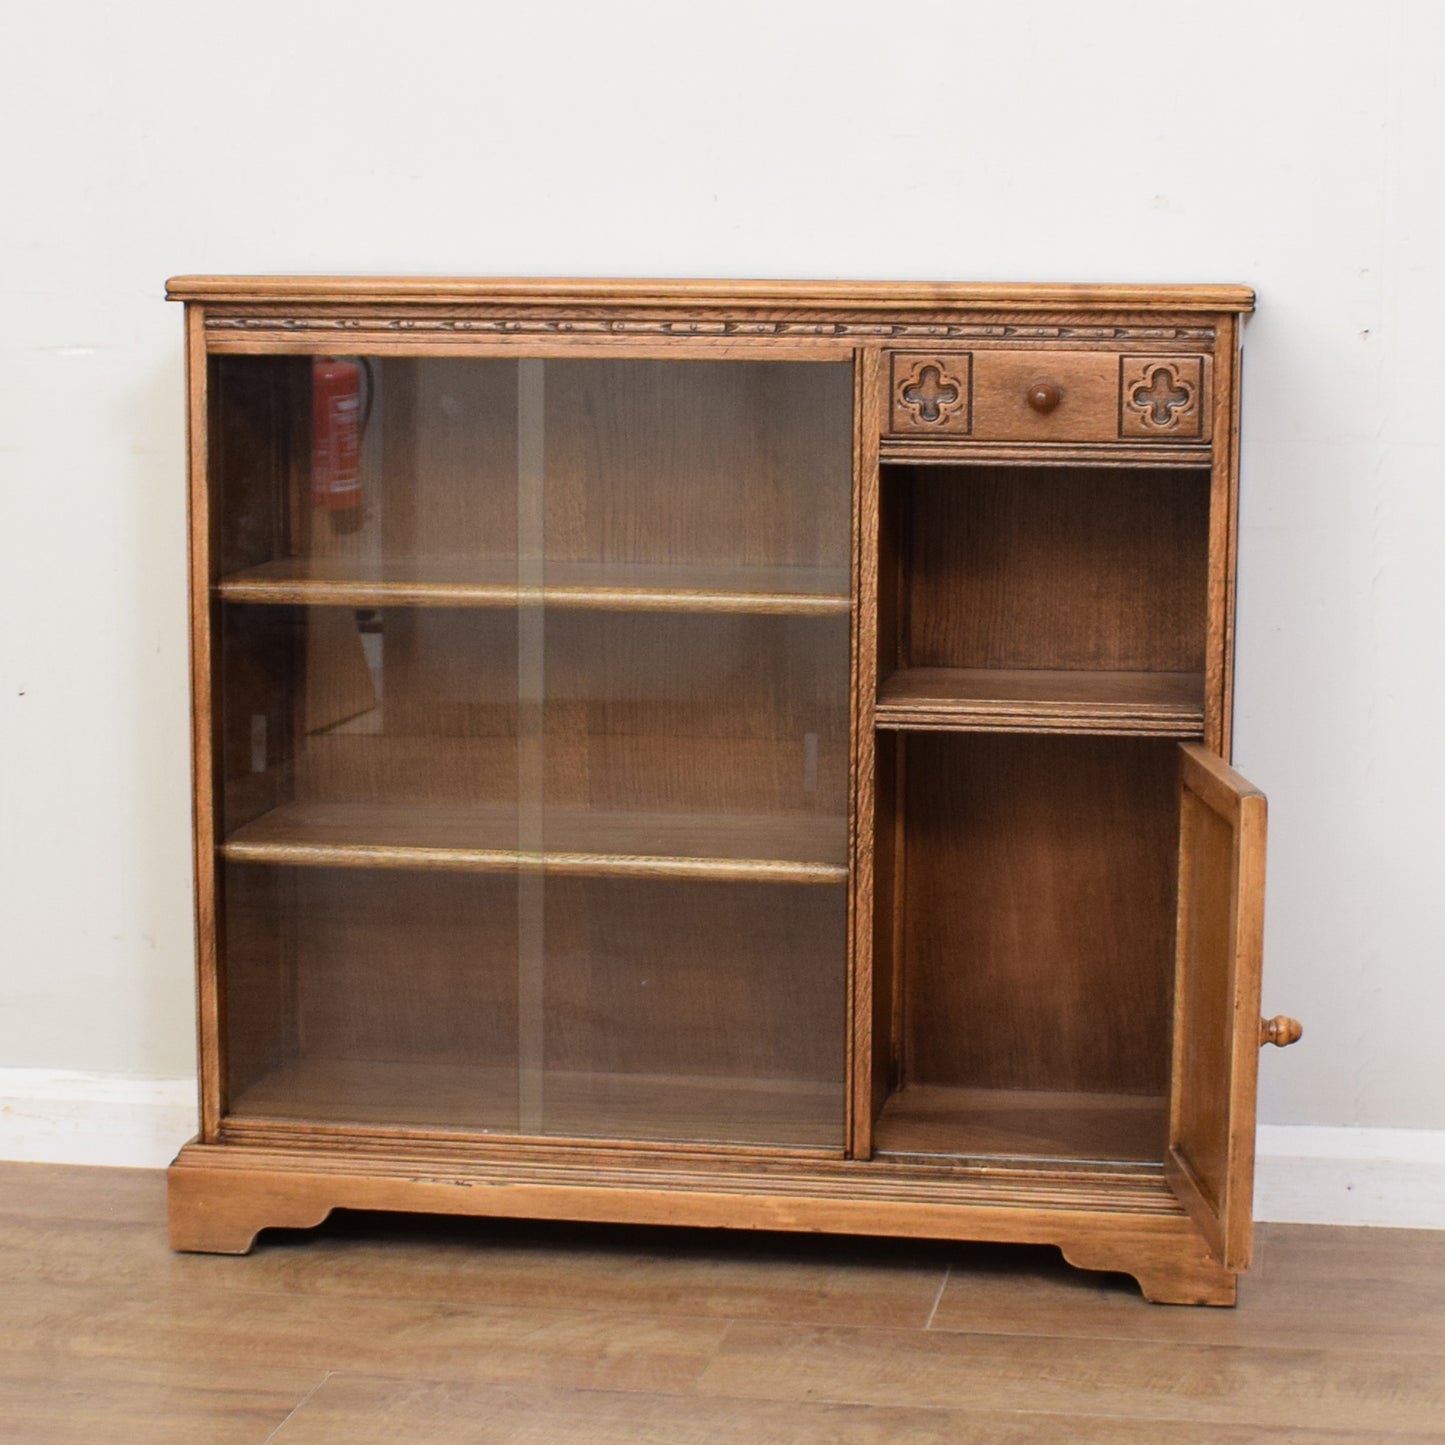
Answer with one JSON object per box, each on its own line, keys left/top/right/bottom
{"left": 541, "top": 878, "right": 847, "bottom": 1147}
{"left": 212, "top": 355, "right": 519, "bottom": 585}
{"left": 211, "top": 356, "right": 521, "bottom": 1132}
{"left": 218, "top": 604, "right": 518, "bottom": 848}
{"left": 223, "top": 863, "right": 519, "bottom": 1130}
{"left": 209, "top": 353, "right": 853, "bottom": 1146}
{"left": 541, "top": 359, "right": 852, "bottom": 583}
{"left": 531, "top": 359, "right": 854, "bottom": 1146}
{"left": 217, "top": 605, "right": 521, "bottom": 1131}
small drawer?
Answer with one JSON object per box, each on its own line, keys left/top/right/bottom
{"left": 887, "top": 350, "right": 1211, "bottom": 444}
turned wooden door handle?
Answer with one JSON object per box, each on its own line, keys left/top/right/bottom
{"left": 1259, "top": 1015, "right": 1302, "bottom": 1047}
{"left": 1026, "top": 381, "right": 1062, "bottom": 413}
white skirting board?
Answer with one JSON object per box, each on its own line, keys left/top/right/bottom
{"left": 1, "top": 1069, "right": 1442, "bottom": 1230}
{"left": 0, "top": 1069, "right": 197, "bottom": 1170}
{"left": 1253, "top": 1124, "right": 1445, "bottom": 1230}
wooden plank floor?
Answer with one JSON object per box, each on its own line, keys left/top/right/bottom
{"left": 2, "top": 1163, "right": 1443, "bottom": 1442}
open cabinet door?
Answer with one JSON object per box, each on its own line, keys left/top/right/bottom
{"left": 1167, "top": 743, "right": 1267, "bottom": 1272}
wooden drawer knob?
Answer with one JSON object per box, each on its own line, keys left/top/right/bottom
{"left": 1259, "top": 1015, "right": 1303, "bottom": 1047}
{"left": 1026, "top": 381, "right": 1062, "bottom": 413}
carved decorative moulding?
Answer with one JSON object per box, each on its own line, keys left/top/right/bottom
{"left": 889, "top": 352, "right": 973, "bottom": 435}
{"left": 202, "top": 314, "right": 1218, "bottom": 342}
{"left": 1119, "top": 355, "right": 1207, "bottom": 439}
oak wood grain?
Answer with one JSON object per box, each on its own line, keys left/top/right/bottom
{"left": 873, "top": 1086, "right": 1166, "bottom": 1164}
{"left": 226, "top": 1058, "right": 841, "bottom": 1148}
{"left": 541, "top": 359, "right": 853, "bottom": 578}
{"left": 1206, "top": 313, "right": 1241, "bottom": 753}
{"left": 176, "top": 278, "right": 1263, "bottom": 1305}
{"left": 846, "top": 344, "right": 881, "bottom": 1159}
{"left": 540, "top": 875, "right": 846, "bottom": 1115}
{"left": 969, "top": 348, "right": 1211, "bottom": 444}
{"left": 876, "top": 666, "right": 1204, "bottom": 735}
{"left": 371, "top": 357, "right": 519, "bottom": 565}
{"left": 889, "top": 464, "right": 1210, "bottom": 674}
{"left": 218, "top": 555, "right": 851, "bottom": 613}
{"left": 881, "top": 439, "right": 1214, "bottom": 467}
{"left": 1168, "top": 744, "right": 1268, "bottom": 1271}
{"left": 899, "top": 734, "right": 1179, "bottom": 1098}
{"left": 166, "top": 276, "right": 1257, "bottom": 311}
{"left": 165, "top": 1138, "right": 1217, "bottom": 1277}
{"left": 187, "top": 306, "right": 224, "bottom": 1143}
{"left": 223, "top": 800, "right": 849, "bottom": 881}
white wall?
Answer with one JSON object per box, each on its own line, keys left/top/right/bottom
{"left": 2, "top": 1, "right": 1442, "bottom": 1139}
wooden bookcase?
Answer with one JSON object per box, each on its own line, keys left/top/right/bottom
{"left": 167, "top": 278, "right": 1299, "bottom": 1304}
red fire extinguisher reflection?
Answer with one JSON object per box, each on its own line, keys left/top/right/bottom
{"left": 312, "top": 357, "right": 371, "bottom": 532}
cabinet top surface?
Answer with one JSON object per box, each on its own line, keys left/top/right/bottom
{"left": 165, "top": 276, "right": 1254, "bottom": 314}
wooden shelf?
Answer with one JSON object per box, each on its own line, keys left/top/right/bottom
{"left": 228, "top": 1056, "right": 842, "bottom": 1149}
{"left": 230, "top": 1060, "right": 519, "bottom": 1133}
{"left": 875, "top": 668, "right": 1204, "bottom": 736}
{"left": 545, "top": 1069, "right": 841, "bottom": 1148}
{"left": 873, "top": 1086, "right": 1167, "bottom": 1165}
{"left": 881, "top": 440, "right": 1213, "bottom": 468}
{"left": 222, "top": 801, "right": 848, "bottom": 884}
{"left": 217, "top": 557, "right": 851, "bottom": 615}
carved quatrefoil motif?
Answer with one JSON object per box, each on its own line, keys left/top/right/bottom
{"left": 888, "top": 352, "right": 972, "bottom": 436}
{"left": 1128, "top": 363, "right": 1193, "bottom": 429}
{"left": 899, "top": 363, "right": 964, "bottom": 424}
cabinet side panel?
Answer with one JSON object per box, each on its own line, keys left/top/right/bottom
{"left": 1205, "top": 314, "right": 1241, "bottom": 755}
{"left": 187, "top": 307, "right": 221, "bottom": 1138}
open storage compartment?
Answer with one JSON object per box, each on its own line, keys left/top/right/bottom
{"left": 871, "top": 731, "right": 1179, "bottom": 1166}
{"left": 876, "top": 463, "right": 1211, "bottom": 736}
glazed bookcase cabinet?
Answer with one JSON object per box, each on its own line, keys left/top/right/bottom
{"left": 167, "top": 276, "right": 1300, "bottom": 1305}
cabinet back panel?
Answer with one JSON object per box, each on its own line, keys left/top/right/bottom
{"left": 543, "top": 360, "right": 852, "bottom": 571}
{"left": 892, "top": 466, "right": 1209, "bottom": 673}
{"left": 544, "top": 877, "right": 846, "bottom": 1081}
{"left": 375, "top": 359, "right": 519, "bottom": 563}
{"left": 543, "top": 611, "right": 850, "bottom": 818}
{"left": 902, "top": 735, "right": 1178, "bottom": 1095}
